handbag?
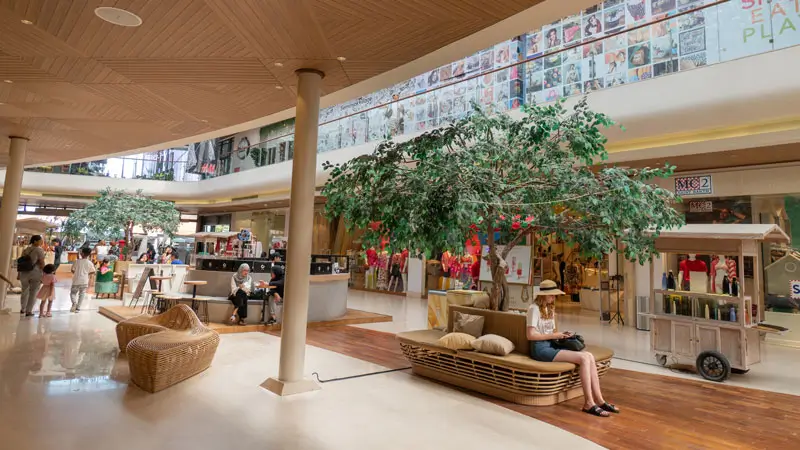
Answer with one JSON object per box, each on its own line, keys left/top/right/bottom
{"left": 551, "top": 334, "right": 586, "bottom": 352}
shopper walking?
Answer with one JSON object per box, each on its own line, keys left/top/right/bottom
{"left": 70, "top": 247, "right": 96, "bottom": 313}
{"left": 18, "top": 235, "right": 47, "bottom": 317}
{"left": 51, "top": 238, "right": 63, "bottom": 273}
{"left": 37, "top": 264, "right": 57, "bottom": 318}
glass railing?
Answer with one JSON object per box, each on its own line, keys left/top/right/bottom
{"left": 27, "top": 0, "right": 800, "bottom": 182}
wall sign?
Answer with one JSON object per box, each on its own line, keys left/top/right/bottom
{"left": 791, "top": 280, "right": 800, "bottom": 300}
{"left": 675, "top": 175, "right": 713, "bottom": 196}
{"left": 688, "top": 200, "right": 713, "bottom": 213}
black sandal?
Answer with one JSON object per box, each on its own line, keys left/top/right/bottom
{"left": 600, "top": 402, "right": 620, "bottom": 414}
{"left": 582, "top": 405, "right": 610, "bottom": 417}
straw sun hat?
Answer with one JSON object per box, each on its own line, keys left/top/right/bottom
{"left": 534, "top": 279, "right": 565, "bottom": 297}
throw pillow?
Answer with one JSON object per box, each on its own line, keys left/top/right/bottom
{"left": 437, "top": 332, "right": 476, "bottom": 350}
{"left": 471, "top": 334, "right": 515, "bottom": 356}
{"left": 472, "top": 293, "right": 490, "bottom": 309}
{"left": 452, "top": 311, "right": 485, "bottom": 337}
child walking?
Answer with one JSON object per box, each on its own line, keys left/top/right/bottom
{"left": 70, "top": 247, "right": 96, "bottom": 313}
{"left": 37, "top": 264, "right": 57, "bottom": 318}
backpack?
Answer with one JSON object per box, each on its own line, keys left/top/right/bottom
{"left": 16, "top": 253, "right": 34, "bottom": 272}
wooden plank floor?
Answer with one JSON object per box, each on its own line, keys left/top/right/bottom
{"left": 296, "top": 325, "right": 800, "bottom": 450}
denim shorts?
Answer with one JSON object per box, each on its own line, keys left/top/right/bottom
{"left": 529, "top": 340, "right": 561, "bottom": 362}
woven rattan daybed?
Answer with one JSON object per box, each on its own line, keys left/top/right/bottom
{"left": 397, "top": 305, "right": 613, "bottom": 406}
{"left": 116, "top": 304, "right": 220, "bottom": 393}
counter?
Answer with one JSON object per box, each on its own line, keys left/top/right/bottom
{"left": 183, "top": 269, "right": 349, "bottom": 323}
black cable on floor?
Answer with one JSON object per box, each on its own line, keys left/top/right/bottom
{"left": 311, "top": 366, "right": 411, "bottom": 384}
{"left": 613, "top": 355, "right": 694, "bottom": 375}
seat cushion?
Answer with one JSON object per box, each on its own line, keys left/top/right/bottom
{"left": 584, "top": 345, "right": 614, "bottom": 361}
{"left": 461, "top": 350, "right": 576, "bottom": 373}
{"left": 396, "top": 329, "right": 454, "bottom": 353}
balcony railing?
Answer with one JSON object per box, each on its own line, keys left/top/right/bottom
{"left": 26, "top": 0, "right": 799, "bottom": 182}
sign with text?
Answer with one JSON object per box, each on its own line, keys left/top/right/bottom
{"left": 791, "top": 280, "right": 800, "bottom": 300}
{"left": 675, "top": 175, "right": 713, "bottom": 196}
{"left": 689, "top": 200, "right": 714, "bottom": 213}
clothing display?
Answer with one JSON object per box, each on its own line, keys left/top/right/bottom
{"left": 679, "top": 258, "right": 707, "bottom": 281}
{"left": 377, "top": 251, "right": 389, "bottom": 290}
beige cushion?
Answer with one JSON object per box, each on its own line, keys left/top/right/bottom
{"left": 472, "top": 294, "right": 490, "bottom": 309}
{"left": 471, "top": 334, "right": 515, "bottom": 356}
{"left": 437, "top": 332, "right": 477, "bottom": 350}
{"left": 452, "top": 311, "right": 485, "bottom": 337}
{"left": 396, "top": 329, "right": 453, "bottom": 353}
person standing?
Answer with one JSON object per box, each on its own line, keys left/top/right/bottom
{"left": 19, "top": 235, "right": 47, "bottom": 317}
{"left": 51, "top": 238, "right": 63, "bottom": 273}
{"left": 70, "top": 247, "right": 96, "bottom": 313}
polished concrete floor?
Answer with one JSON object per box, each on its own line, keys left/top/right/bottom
{"left": 0, "top": 291, "right": 597, "bottom": 450}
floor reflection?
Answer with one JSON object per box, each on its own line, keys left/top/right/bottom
{"left": 0, "top": 311, "right": 125, "bottom": 399}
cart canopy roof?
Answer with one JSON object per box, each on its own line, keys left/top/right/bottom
{"left": 651, "top": 224, "right": 790, "bottom": 243}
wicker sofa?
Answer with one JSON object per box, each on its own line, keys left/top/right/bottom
{"left": 396, "top": 305, "right": 613, "bottom": 406}
{"left": 116, "top": 304, "right": 220, "bottom": 393}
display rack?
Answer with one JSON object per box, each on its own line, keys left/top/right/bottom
{"left": 644, "top": 224, "right": 790, "bottom": 382}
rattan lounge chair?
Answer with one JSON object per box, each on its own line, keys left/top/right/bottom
{"left": 117, "top": 304, "right": 220, "bottom": 393}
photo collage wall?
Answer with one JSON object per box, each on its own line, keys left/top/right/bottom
{"left": 276, "top": 0, "right": 799, "bottom": 158}
{"left": 523, "top": 0, "right": 721, "bottom": 105}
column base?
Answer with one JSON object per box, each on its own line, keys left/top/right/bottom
{"left": 261, "top": 377, "right": 321, "bottom": 396}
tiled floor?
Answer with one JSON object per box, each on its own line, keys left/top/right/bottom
{"left": 0, "top": 304, "right": 597, "bottom": 450}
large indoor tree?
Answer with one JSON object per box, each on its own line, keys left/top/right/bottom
{"left": 65, "top": 188, "right": 180, "bottom": 257}
{"left": 322, "top": 99, "right": 684, "bottom": 310}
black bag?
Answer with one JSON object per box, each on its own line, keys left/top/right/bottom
{"left": 16, "top": 254, "right": 34, "bottom": 272}
{"left": 551, "top": 334, "right": 586, "bottom": 352}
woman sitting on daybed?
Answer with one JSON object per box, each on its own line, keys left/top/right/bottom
{"left": 527, "top": 279, "right": 619, "bottom": 417}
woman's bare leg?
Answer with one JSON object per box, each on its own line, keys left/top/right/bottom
{"left": 554, "top": 350, "right": 605, "bottom": 413}
{"left": 583, "top": 351, "right": 606, "bottom": 405}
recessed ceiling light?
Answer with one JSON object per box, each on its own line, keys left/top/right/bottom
{"left": 336, "top": 56, "right": 347, "bottom": 61}
{"left": 274, "top": 62, "right": 284, "bottom": 67}
{"left": 3, "top": 80, "right": 12, "bottom": 83}
{"left": 200, "top": 119, "right": 208, "bottom": 123}
{"left": 0, "top": 102, "right": 5, "bottom": 105}
{"left": 21, "top": 19, "right": 33, "bottom": 25}
{"left": 94, "top": 7, "right": 142, "bottom": 27}
{"left": 275, "top": 85, "right": 284, "bottom": 90}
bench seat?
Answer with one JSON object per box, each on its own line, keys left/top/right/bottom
{"left": 396, "top": 305, "right": 613, "bottom": 406}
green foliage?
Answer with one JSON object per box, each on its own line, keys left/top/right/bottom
{"left": 322, "top": 99, "right": 684, "bottom": 307}
{"left": 66, "top": 188, "right": 180, "bottom": 244}
{"left": 250, "top": 147, "right": 267, "bottom": 167}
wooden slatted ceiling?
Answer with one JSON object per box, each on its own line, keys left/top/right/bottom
{"left": 0, "top": 0, "right": 543, "bottom": 166}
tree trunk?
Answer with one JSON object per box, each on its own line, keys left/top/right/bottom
{"left": 486, "top": 225, "right": 509, "bottom": 311}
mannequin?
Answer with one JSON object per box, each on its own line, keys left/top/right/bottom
{"left": 678, "top": 254, "right": 707, "bottom": 291}
{"left": 440, "top": 249, "right": 453, "bottom": 289}
{"left": 400, "top": 248, "right": 409, "bottom": 292}
{"left": 377, "top": 249, "right": 390, "bottom": 290}
{"left": 713, "top": 255, "right": 727, "bottom": 294}
{"left": 388, "top": 251, "right": 402, "bottom": 292}
{"left": 366, "top": 246, "right": 378, "bottom": 289}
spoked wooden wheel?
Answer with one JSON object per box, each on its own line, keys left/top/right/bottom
{"left": 696, "top": 351, "right": 730, "bottom": 382}
{"left": 655, "top": 354, "right": 667, "bottom": 366}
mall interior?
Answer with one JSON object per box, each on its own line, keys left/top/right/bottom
{"left": 1, "top": 0, "right": 800, "bottom": 448}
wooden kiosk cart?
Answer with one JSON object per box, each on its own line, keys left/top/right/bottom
{"left": 645, "top": 224, "right": 790, "bottom": 382}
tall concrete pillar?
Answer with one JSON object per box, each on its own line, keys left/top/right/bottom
{"left": 0, "top": 137, "right": 28, "bottom": 314}
{"left": 263, "top": 69, "right": 324, "bottom": 396}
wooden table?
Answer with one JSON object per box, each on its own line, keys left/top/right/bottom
{"left": 184, "top": 280, "right": 208, "bottom": 298}
{"left": 184, "top": 280, "right": 209, "bottom": 324}
{"left": 149, "top": 276, "right": 173, "bottom": 314}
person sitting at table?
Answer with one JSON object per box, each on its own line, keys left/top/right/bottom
{"left": 229, "top": 263, "right": 254, "bottom": 325}
{"left": 264, "top": 265, "right": 285, "bottom": 325}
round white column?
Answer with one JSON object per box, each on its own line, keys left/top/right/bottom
{"left": 263, "top": 69, "right": 324, "bottom": 396}
{"left": 0, "top": 137, "right": 28, "bottom": 314}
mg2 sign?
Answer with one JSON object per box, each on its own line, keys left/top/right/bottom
{"left": 675, "top": 176, "right": 713, "bottom": 196}
{"left": 791, "top": 280, "right": 800, "bottom": 300}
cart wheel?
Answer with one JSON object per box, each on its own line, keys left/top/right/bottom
{"left": 731, "top": 368, "right": 750, "bottom": 375}
{"left": 696, "top": 351, "right": 730, "bottom": 382}
{"left": 655, "top": 354, "right": 667, "bottom": 366}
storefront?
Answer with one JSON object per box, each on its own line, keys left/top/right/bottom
{"left": 657, "top": 165, "right": 800, "bottom": 346}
